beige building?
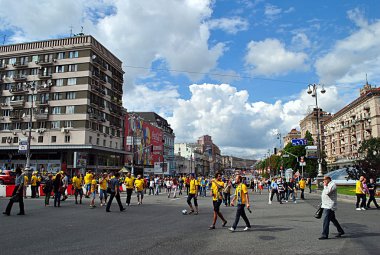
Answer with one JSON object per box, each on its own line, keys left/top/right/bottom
{"left": 283, "top": 128, "right": 301, "bottom": 147}
{"left": 0, "top": 35, "right": 125, "bottom": 172}
{"left": 324, "top": 83, "right": 380, "bottom": 170}
{"left": 300, "top": 108, "right": 331, "bottom": 147}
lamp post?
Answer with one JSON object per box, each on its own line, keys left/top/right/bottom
{"left": 307, "top": 83, "right": 326, "bottom": 188}
{"left": 25, "top": 81, "right": 36, "bottom": 173}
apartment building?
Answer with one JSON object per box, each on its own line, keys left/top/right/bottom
{"left": 0, "top": 35, "right": 125, "bottom": 172}
{"left": 324, "top": 83, "right": 380, "bottom": 170}
{"left": 283, "top": 128, "right": 301, "bottom": 148}
{"left": 300, "top": 108, "right": 331, "bottom": 148}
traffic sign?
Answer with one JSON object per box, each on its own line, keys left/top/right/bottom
{"left": 282, "top": 154, "right": 289, "bottom": 158}
{"left": 18, "top": 140, "right": 28, "bottom": 154}
{"left": 291, "top": 139, "right": 307, "bottom": 146}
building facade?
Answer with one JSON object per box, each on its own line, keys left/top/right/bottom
{"left": 283, "top": 128, "right": 301, "bottom": 147}
{"left": 0, "top": 35, "right": 125, "bottom": 173}
{"left": 197, "top": 135, "right": 221, "bottom": 174}
{"left": 323, "top": 83, "right": 380, "bottom": 170}
{"left": 300, "top": 108, "right": 331, "bottom": 148}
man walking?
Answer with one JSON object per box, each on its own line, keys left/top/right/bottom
{"left": 229, "top": 174, "right": 251, "bottom": 232}
{"left": 3, "top": 167, "right": 25, "bottom": 216}
{"left": 355, "top": 176, "right": 366, "bottom": 210}
{"left": 269, "top": 178, "right": 282, "bottom": 204}
{"left": 209, "top": 173, "right": 227, "bottom": 230}
{"left": 367, "top": 178, "right": 379, "bottom": 209}
{"left": 299, "top": 177, "right": 306, "bottom": 199}
{"left": 124, "top": 172, "right": 134, "bottom": 206}
{"left": 72, "top": 173, "right": 83, "bottom": 204}
{"left": 186, "top": 174, "right": 199, "bottom": 215}
{"left": 134, "top": 175, "right": 145, "bottom": 205}
{"left": 319, "top": 176, "right": 344, "bottom": 240}
{"left": 106, "top": 173, "right": 126, "bottom": 212}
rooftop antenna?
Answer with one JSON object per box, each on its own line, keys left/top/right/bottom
{"left": 69, "top": 26, "right": 73, "bottom": 37}
{"left": 366, "top": 73, "right": 368, "bottom": 85}
{"left": 81, "top": 26, "right": 84, "bottom": 34}
{"left": 2, "top": 35, "right": 6, "bottom": 45}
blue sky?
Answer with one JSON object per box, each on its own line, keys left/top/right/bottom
{"left": 1, "top": 0, "right": 379, "bottom": 158}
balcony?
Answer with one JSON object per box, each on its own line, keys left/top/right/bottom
{"left": 38, "top": 73, "right": 52, "bottom": 79}
{"left": 10, "top": 100, "right": 24, "bottom": 108}
{"left": 12, "top": 62, "right": 29, "bottom": 68}
{"left": 37, "top": 83, "right": 52, "bottom": 92}
{"left": 9, "top": 114, "right": 22, "bottom": 120}
{"left": 35, "top": 113, "right": 49, "bottom": 120}
{"left": 0, "top": 63, "right": 6, "bottom": 70}
{"left": 35, "top": 100, "right": 49, "bottom": 107}
{"left": 10, "top": 86, "right": 28, "bottom": 95}
{"left": 36, "top": 59, "right": 55, "bottom": 66}
{"left": 13, "top": 74, "right": 27, "bottom": 81}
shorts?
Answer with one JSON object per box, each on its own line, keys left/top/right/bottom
{"left": 100, "top": 189, "right": 107, "bottom": 200}
{"left": 187, "top": 194, "right": 198, "bottom": 207}
{"left": 213, "top": 200, "right": 222, "bottom": 212}
{"left": 75, "top": 188, "right": 83, "bottom": 196}
{"left": 137, "top": 191, "right": 144, "bottom": 199}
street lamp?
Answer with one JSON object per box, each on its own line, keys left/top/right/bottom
{"left": 307, "top": 83, "right": 326, "bottom": 182}
{"left": 25, "top": 81, "right": 36, "bottom": 173}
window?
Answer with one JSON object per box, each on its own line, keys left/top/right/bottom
{"left": 89, "top": 136, "right": 92, "bottom": 144}
{"left": 38, "top": 122, "right": 46, "bottom": 129}
{"left": 51, "top": 121, "right": 60, "bottom": 129}
{"left": 38, "top": 136, "right": 43, "bottom": 143}
{"left": 66, "top": 106, "right": 74, "bottom": 114}
{"left": 110, "top": 141, "right": 112, "bottom": 147}
{"left": 13, "top": 137, "right": 18, "bottom": 144}
{"left": 32, "top": 55, "right": 39, "bottom": 62}
{"left": 30, "top": 68, "right": 38, "bottom": 75}
{"left": 64, "top": 121, "right": 73, "bottom": 128}
{"left": 66, "top": 92, "right": 76, "bottom": 99}
{"left": 96, "top": 138, "right": 99, "bottom": 145}
{"left": 115, "top": 142, "right": 118, "bottom": 149}
{"left": 27, "top": 94, "right": 37, "bottom": 103}
{"left": 57, "top": 52, "right": 65, "bottom": 59}
{"left": 1, "top": 137, "right": 6, "bottom": 143}
{"left": 52, "top": 107, "right": 61, "bottom": 114}
{"left": 67, "top": 78, "right": 77, "bottom": 85}
{"left": 52, "top": 93, "right": 63, "bottom": 100}
{"left": 2, "top": 110, "right": 10, "bottom": 117}
{"left": 9, "top": 58, "right": 16, "bottom": 65}
{"left": 65, "top": 135, "right": 70, "bottom": 143}
{"left": 103, "top": 140, "right": 106, "bottom": 147}
{"left": 55, "top": 65, "right": 65, "bottom": 73}
{"left": 3, "top": 123, "right": 10, "bottom": 130}
{"left": 56, "top": 79, "right": 64, "bottom": 86}
{"left": 14, "top": 122, "right": 21, "bottom": 130}
{"left": 51, "top": 136, "right": 56, "bottom": 143}
{"left": 68, "top": 64, "right": 77, "bottom": 72}
{"left": 69, "top": 51, "right": 79, "bottom": 58}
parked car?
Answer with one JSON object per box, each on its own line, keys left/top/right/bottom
{"left": 0, "top": 170, "right": 16, "bottom": 185}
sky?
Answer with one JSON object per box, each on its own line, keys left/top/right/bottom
{"left": 0, "top": 0, "right": 379, "bottom": 159}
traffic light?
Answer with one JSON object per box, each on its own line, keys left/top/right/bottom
{"left": 274, "top": 148, "right": 277, "bottom": 154}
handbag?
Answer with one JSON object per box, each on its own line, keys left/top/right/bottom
{"left": 10, "top": 194, "right": 20, "bottom": 203}
{"left": 314, "top": 203, "right": 323, "bottom": 219}
{"left": 106, "top": 187, "right": 112, "bottom": 194}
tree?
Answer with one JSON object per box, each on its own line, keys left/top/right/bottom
{"left": 347, "top": 138, "right": 380, "bottom": 180}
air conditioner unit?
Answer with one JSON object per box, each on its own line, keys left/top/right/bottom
{"left": 61, "top": 127, "right": 65, "bottom": 133}
{"left": 22, "top": 131, "right": 26, "bottom": 135}
{"left": 53, "top": 59, "right": 57, "bottom": 62}
{"left": 35, "top": 61, "right": 39, "bottom": 64}
{"left": 13, "top": 132, "right": 16, "bottom": 135}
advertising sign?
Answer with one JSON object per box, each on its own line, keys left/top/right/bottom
{"left": 18, "top": 140, "right": 28, "bottom": 154}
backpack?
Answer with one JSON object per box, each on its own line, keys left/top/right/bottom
{"left": 43, "top": 180, "right": 53, "bottom": 193}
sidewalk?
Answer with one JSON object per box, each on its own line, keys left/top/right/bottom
{"left": 310, "top": 189, "right": 357, "bottom": 203}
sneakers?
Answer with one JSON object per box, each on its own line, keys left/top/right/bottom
{"left": 356, "top": 208, "right": 361, "bottom": 211}
{"left": 194, "top": 211, "right": 198, "bottom": 215}
{"left": 228, "top": 227, "right": 235, "bottom": 232}
{"left": 222, "top": 221, "right": 228, "bottom": 227}
{"left": 208, "top": 225, "right": 215, "bottom": 230}
{"left": 335, "top": 232, "right": 345, "bottom": 238}
{"left": 360, "top": 207, "right": 366, "bottom": 210}
{"left": 243, "top": 227, "right": 251, "bottom": 231}
{"left": 268, "top": 201, "right": 272, "bottom": 205}
{"left": 294, "top": 201, "right": 297, "bottom": 204}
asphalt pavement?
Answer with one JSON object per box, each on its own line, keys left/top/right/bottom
{"left": 0, "top": 189, "right": 379, "bottom": 255}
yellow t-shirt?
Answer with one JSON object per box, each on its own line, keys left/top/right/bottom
{"left": 99, "top": 177, "right": 108, "bottom": 190}
{"left": 84, "top": 173, "right": 93, "bottom": 185}
{"left": 299, "top": 180, "right": 306, "bottom": 189}
{"left": 235, "top": 183, "right": 248, "bottom": 205}
{"left": 72, "top": 176, "right": 82, "bottom": 189}
{"left": 189, "top": 179, "right": 198, "bottom": 195}
{"left": 31, "top": 175, "right": 37, "bottom": 186}
{"left": 212, "top": 180, "right": 224, "bottom": 201}
{"left": 356, "top": 181, "right": 363, "bottom": 194}
{"left": 24, "top": 176, "right": 29, "bottom": 185}
{"left": 91, "top": 179, "right": 97, "bottom": 193}
{"left": 134, "top": 179, "right": 144, "bottom": 191}
{"left": 125, "top": 177, "right": 135, "bottom": 189}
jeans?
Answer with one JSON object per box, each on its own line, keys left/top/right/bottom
{"left": 31, "top": 186, "right": 37, "bottom": 198}
{"left": 126, "top": 189, "right": 133, "bottom": 204}
{"left": 321, "top": 209, "right": 344, "bottom": 238}
{"left": 5, "top": 185, "right": 24, "bottom": 214}
{"left": 289, "top": 191, "right": 296, "bottom": 202}
{"left": 270, "top": 189, "right": 281, "bottom": 202}
{"left": 155, "top": 185, "right": 160, "bottom": 195}
{"left": 232, "top": 204, "right": 251, "bottom": 230}
{"left": 106, "top": 192, "right": 123, "bottom": 211}
{"left": 54, "top": 192, "right": 61, "bottom": 207}
{"left": 356, "top": 194, "right": 366, "bottom": 208}
{"left": 149, "top": 187, "right": 154, "bottom": 195}
{"left": 223, "top": 192, "right": 230, "bottom": 206}
{"left": 45, "top": 192, "right": 51, "bottom": 205}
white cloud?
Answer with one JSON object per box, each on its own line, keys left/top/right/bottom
{"left": 168, "top": 83, "right": 344, "bottom": 156}
{"left": 245, "top": 38, "right": 309, "bottom": 76}
{"left": 264, "top": 4, "right": 282, "bottom": 16}
{"left": 315, "top": 11, "right": 380, "bottom": 85}
{"left": 208, "top": 17, "right": 249, "bottom": 34}
{"left": 291, "top": 33, "right": 311, "bottom": 50}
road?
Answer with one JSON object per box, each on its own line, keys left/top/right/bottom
{"left": 0, "top": 189, "right": 379, "bottom": 255}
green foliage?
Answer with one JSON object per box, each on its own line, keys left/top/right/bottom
{"left": 348, "top": 138, "right": 380, "bottom": 180}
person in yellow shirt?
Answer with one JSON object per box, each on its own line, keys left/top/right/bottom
{"left": 186, "top": 174, "right": 199, "bottom": 215}
{"left": 209, "top": 173, "right": 227, "bottom": 230}
{"left": 31, "top": 172, "right": 38, "bottom": 198}
{"left": 230, "top": 174, "right": 251, "bottom": 232}
{"left": 299, "top": 178, "right": 306, "bottom": 200}
{"left": 84, "top": 171, "right": 93, "bottom": 198}
{"left": 72, "top": 173, "right": 83, "bottom": 204}
{"left": 355, "top": 176, "right": 366, "bottom": 210}
{"left": 124, "top": 172, "right": 135, "bottom": 206}
{"left": 90, "top": 178, "right": 97, "bottom": 208}
{"left": 134, "top": 175, "right": 145, "bottom": 205}
{"left": 99, "top": 173, "right": 108, "bottom": 206}
{"left": 23, "top": 174, "right": 29, "bottom": 198}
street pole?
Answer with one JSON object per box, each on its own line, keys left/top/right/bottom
{"left": 25, "top": 82, "right": 35, "bottom": 173}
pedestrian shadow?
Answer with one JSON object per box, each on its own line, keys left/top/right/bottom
{"left": 342, "top": 232, "right": 380, "bottom": 239}
{"left": 250, "top": 225, "right": 293, "bottom": 232}
{"left": 258, "top": 235, "right": 276, "bottom": 240}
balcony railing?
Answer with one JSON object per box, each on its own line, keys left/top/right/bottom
{"left": 13, "top": 74, "right": 27, "bottom": 81}
{"left": 38, "top": 73, "right": 52, "bottom": 79}
{"left": 12, "top": 62, "right": 29, "bottom": 68}
{"left": 9, "top": 100, "right": 24, "bottom": 107}
{"left": 35, "top": 113, "right": 49, "bottom": 120}
{"left": 10, "top": 87, "right": 28, "bottom": 94}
